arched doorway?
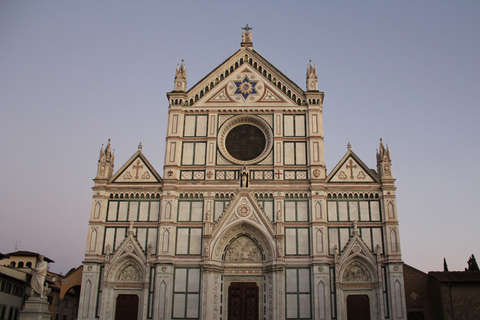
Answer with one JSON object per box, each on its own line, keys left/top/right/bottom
{"left": 114, "top": 294, "right": 139, "bottom": 320}
{"left": 208, "top": 221, "right": 277, "bottom": 320}
{"left": 228, "top": 282, "right": 259, "bottom": 320}
{"left": 347, "top": 294, "right": 371, "bottom": 320}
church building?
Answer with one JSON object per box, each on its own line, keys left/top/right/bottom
{"left": 78, "top": 26, "right": 407, "bottom": 320}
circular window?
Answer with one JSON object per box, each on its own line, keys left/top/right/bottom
{"left": 225, "top": 124, "right": 266, "bottom": 161}
{"left": 218, "top": 116, "right": 273, "bottom": 164}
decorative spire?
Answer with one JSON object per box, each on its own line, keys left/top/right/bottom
{"left": 306, "top": 59, "right": 318, "bottom": 91}
{"left": 347, "top": 142, "right": 352, "bottom": 151}
{"left": 104, "top": 138, "right": 112, "bottom": 157}
{"left": 241, "top": 24, "right": 253, "bottom": 47}
{"left": 96, "top": 139, "right": 115, "bottom": 180}
{"left": 377, "top": 138, "right": 393, "bottom": 179}
{"left": 138, "top": 142, "right": 143, "bottom": 153}
{"left": 174, "top": 59, "right": 187, "bottom": 92}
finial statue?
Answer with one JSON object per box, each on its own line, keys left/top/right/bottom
{"left": 241, "top": 24, "right": 253, "bottom": 47}
{"left": 240, "top": 165, "right": 248, "bottom": 188}
{"left": 352, "top": 220, "right": 359, "bottom": 236}
{"left": 138, "top": 142, "right": 143, "bottom": 152}
{"left": 129, "top": 220, "right": 135, "bottom": 234}
{"left": 30, "top": 255, "right": 49, "bottom": 298}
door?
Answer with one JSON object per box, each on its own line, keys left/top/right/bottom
{"left": 347, "top": 294, "right": 371, "bottom": 320}
{"left": 114, "top": 294, "right": 139, "bottom": 320}
{"left": 228, "top": 282, "right": 259, "bottom": 320}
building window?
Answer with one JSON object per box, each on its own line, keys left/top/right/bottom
{"left": 285, "top": 200, "right": 309, "bottom": 222}
{"left": 257, "top": 199, "right": 274, "bottom": 221}
{"left": 283, "top": 115, "right": 306, "bottom": 137}
{"left": 5, "top": 283, "right": 12, "bottom": 295}
{"left": 175, "top": 228, "right": 202, "bottom": 255}
{"left": 214, "top": 200, "right": 229, "bottom": 222}
{"left": 103, "top": 227, "right": 158, "bottom": 255}
{"left": 327, "top": 227, "right": 383, "bottom": 255}
{"left": 182, "top": 142, "right": 206, "bottom": 165}
{"left": 327, "top": 200, "right": 381, "bottom": 222}
{"left": 106, "top": 200, "right": 160, "bottom": 222}
{"left": 183, "top": 115, "right": 207, "bottom": 137}
{"left": 284, "top": 142, "right": 306, "bottom": 165}
{"left": 172, "top": 268, "right": 201, "bottom": 319}
{"left": 177, "top": 201, "right": 204, "bottom": 222}
{"left": 0, "top": 305, "right": 6, "bottom": 320}
{"left": 286, "top": 268, "right": 311, "bottom": 319}
{"left": 285, "top": 228, "right": 310, "bottom": 255}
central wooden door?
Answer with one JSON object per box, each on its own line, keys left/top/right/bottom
{"left": 114, "top": 294, "right": 139, "bottom": 320}
{"left": 347, "top": 294, "right": 371, "bottom": 320}
{"left": 228, "top": 282, "right": 259, "bottom": 320}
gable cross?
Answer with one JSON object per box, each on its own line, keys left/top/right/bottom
{"left": 242, "top": 24, "right": 252, "bottom": 33}
{"left": 133, "top": 160, "right": 144, "bottom": 179}
{"left": 346, "top": 159, "right": 357, "bottom": 179}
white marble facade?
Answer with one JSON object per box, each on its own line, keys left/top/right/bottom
{"left": 78, "top": 28, "right": 406, "bottom": 320}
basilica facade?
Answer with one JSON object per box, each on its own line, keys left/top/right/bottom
{"left": 78, "top": 27, "right": 407, "bottom": 320}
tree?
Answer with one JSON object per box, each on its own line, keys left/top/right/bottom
{"left": 443, "top": 258, "right": 449, "bottom": 272}
{"left": 465, "top": 254, "right": 480, "bottom": 271}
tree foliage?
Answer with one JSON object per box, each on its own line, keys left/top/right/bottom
{"left": 465, "top": 254, "right": 480, "bottom": 271}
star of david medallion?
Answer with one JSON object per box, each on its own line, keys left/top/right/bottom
{"left": 234, "top": 77, "right": 258, "bottom": 100}
{"left": 237, "top": 204, "right": 250, "bottom": 217}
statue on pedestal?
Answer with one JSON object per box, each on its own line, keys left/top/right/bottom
{"left": 30, "top": 255, "right": 49, "bottom": 298}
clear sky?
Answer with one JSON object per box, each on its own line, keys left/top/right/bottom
{"left": 1, "top": 1, "right": 479, "bottom": 274}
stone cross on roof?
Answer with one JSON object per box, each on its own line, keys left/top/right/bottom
{"left": 241, "top": 24, "right": 253, "bottom": 47}
{"left": 242, "top": 24, "right": 252, "bottom": 33}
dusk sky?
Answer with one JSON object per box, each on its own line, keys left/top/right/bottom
{"left": 1, "top": 1, "right": 479, "bottom": 274}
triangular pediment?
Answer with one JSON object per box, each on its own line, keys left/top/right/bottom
{"left": 327, "top": 148, "right": 378, "bottom": 183}
{"left": 212, "top": 190, "right": 275, "bottom": 240}
{"left": 338, "top": 231, "right": 377, "bottom": 267}
{"left": 197, "top": 65, "right": 297, "bottom": 108}
{"left": 111, "top": 150, "right": 162, "bottom": 183}
{"left": 182, "top": 47, "right": 306, "bottom": 108}
{"left": 109, "top": 230, "right": 147, "bottom": 267}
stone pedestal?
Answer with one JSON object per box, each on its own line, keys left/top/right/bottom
{"left": 20, "top": 297, "right": 51, "bottom": 320}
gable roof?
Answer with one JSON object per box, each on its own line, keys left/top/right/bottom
{"left": 110, "top": 149, "right": 162, "bottom": 183}
{"left": 173, "top": 46, "right": 318, "bottom": 108}
{"left": 327, "top": 146, "right": 379, "bottom": 183}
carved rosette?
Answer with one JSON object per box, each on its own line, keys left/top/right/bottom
{"left": 237, "top": 204, "right": 251, "bottom": 218}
